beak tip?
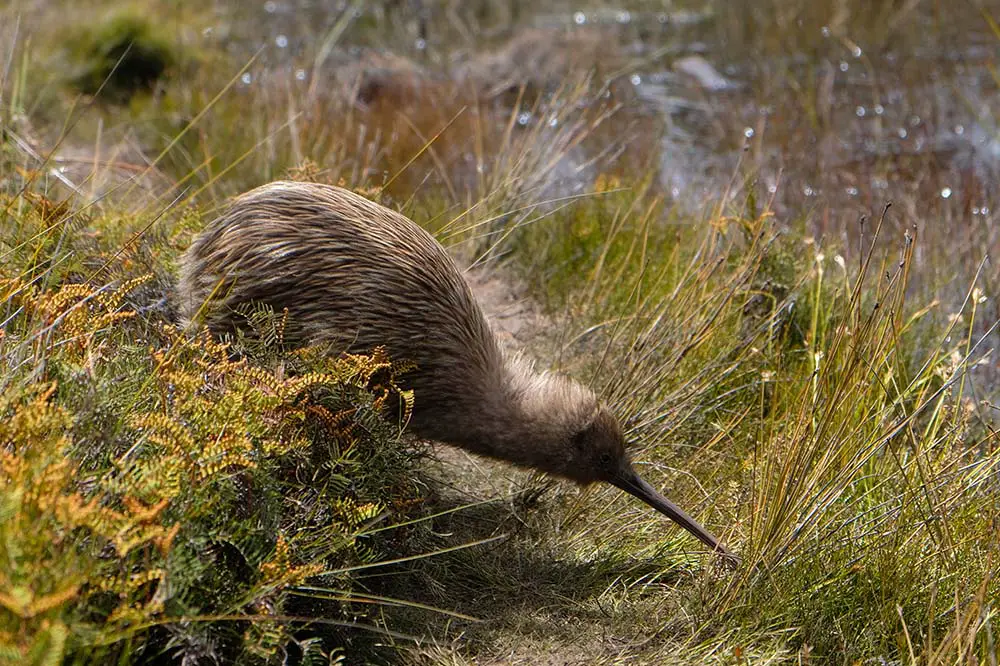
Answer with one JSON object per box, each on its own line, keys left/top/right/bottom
{"left": 714, "top": 545, "right": 740, "bottom": 566}
{"left": 612, "top": 469, "right": 735, "bottom": 561}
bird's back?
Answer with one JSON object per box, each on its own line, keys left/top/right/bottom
{"left": 177, "top": 181, "right": 505, "bottom": 439}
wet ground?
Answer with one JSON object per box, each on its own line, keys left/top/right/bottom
{"left": 202, "top": 0, "right": 1000, "bottom": 385}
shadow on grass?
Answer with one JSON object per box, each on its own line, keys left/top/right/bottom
{"left": 290, "top": 478, "right": 696, "bottom": 663}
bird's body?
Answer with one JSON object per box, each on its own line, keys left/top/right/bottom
{"left": 178, "top": 180, "right": 732, "bottom": 558}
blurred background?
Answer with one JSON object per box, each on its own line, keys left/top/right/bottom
{"left": 2, "top": 2, "right": 999, "bottom": 664}
{"left": 4, "top": 0, "right": 998, "bottom": 362}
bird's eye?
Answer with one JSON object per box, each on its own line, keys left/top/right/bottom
{"left": 599, "top": 452, "right": 612, "bottom": 466}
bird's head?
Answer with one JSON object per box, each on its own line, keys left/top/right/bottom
{"left": 502, "top": 361, "right": 735, "bottom": 561}
{"left": 560, "top": 406, "right": 736, "bottom": 561}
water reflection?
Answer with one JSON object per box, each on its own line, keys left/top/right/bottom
{"left": 216, "top": 0, "right": 998, "bottom": 380}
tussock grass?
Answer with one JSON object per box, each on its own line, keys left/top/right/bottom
{"left": 1, "top": 1, "right": 998, "bottom": 664}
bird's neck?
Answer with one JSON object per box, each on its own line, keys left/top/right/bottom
{"left": 464, "top": 352, "right": 597, "bottom": 476}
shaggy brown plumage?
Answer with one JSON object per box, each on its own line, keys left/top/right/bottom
{"left": 178, "top": 180, "right": 732, "bottom": 558}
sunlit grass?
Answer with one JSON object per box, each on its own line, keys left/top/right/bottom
{"left": 1, "top": 1, "right": 998, "bottom": 664}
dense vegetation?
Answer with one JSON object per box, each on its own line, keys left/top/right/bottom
{"left": 1, "top": 1, "right": 997, "bottom": 663}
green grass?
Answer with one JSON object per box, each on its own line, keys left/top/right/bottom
{"left": 1, "top": 1, "right": 999, "bottom": 664}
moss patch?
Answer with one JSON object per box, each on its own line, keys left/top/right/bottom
{"left": 69, "top": 13, "right": 175, "bottom": 101}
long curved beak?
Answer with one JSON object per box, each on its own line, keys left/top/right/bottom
{"left": 610, "top": 467, "right": 736, "bottom": 561}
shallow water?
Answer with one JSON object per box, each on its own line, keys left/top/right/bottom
{"left": 213, "top": 0, "right": 999, "bottom": 386}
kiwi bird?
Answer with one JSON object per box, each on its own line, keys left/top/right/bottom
{"left": 178, "top": 180, "right": 733, "bottom": 558}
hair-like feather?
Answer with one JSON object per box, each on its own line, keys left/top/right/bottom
{"left": 177, "top": 180, "right": 732, "bottom": 557}
{"left": 178, "top": 181, "right": 605, "bottom": 478}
